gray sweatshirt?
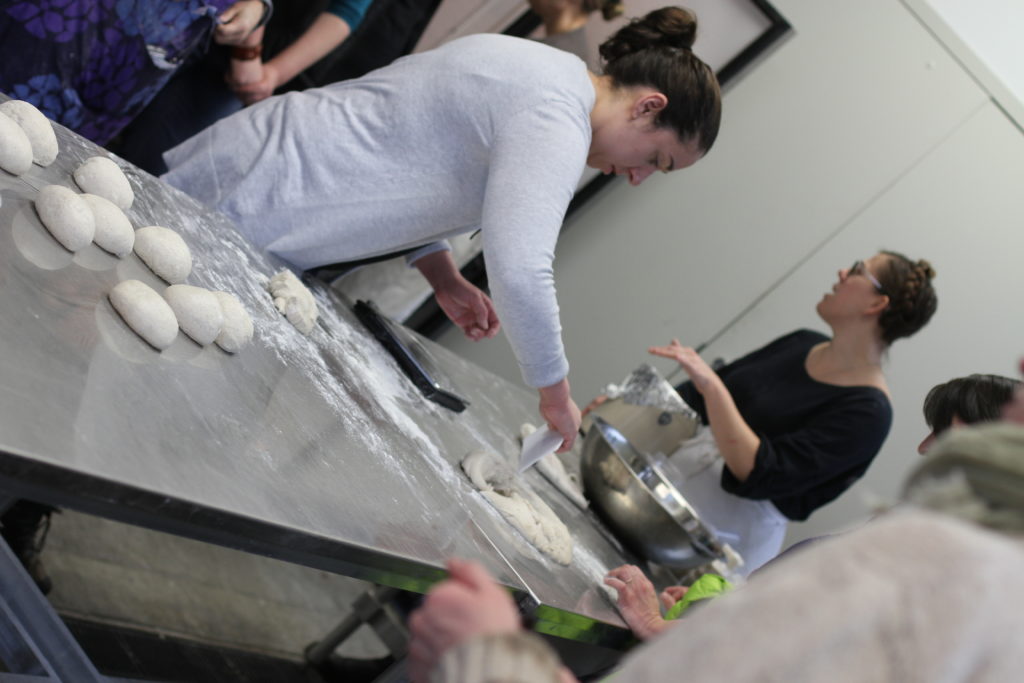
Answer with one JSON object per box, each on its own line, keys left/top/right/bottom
{"left": 163, "top": 34, "right": 593, "bottom": 389}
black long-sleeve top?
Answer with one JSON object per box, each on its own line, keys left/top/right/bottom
{"left": 676, "top": 329, "right": 892, "bottom": 521}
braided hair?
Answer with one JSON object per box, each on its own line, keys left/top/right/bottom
{"left": 876, "top": 250, "right": 938, "bottom": 345}
{"left": 598, "top": 7, "right": 721, "bottom": 153}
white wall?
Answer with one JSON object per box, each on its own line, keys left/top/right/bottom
{"left": 439, "top": 0, "right": 1024, "bottom": 545}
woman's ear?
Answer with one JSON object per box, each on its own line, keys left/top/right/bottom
{"left": 866, "top": 295, "right": 890, "bottom": 316}
{"left": 631, "top": 92, "right": 668, "bottom": 119}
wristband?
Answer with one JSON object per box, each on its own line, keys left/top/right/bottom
{"left": 231, "top": 44, "right": 262, "bottom": 61}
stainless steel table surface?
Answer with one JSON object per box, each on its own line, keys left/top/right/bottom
{"left": 0, "top": 108, "right": 636, "bottom": 648}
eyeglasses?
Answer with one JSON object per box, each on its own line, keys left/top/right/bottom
{"left": 849, "top": 260, "right": 887, "bottom": 295}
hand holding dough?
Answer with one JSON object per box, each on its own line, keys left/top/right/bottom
{"left": 110, "top": 280, "right": 179, "bottom": 350}
{"left": 73, "top": 156, "right": 133, "bottom": 210}
{"left": 134, "top": 226, "right": 192, "bottom": 283}
{"left": 34, "top": 185, "right": 95, "bottom": 252}
{"left": 0, "top": 111, "right": 33, "bottom": 176}
{"left": 0, "top": 100, "right": 58, "bottom": 166}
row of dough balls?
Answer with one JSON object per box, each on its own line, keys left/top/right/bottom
{"left": 111, "top": 280, "right": 254, "bottom": 352}
{"left": 0, "top": 99, "right": 59, "bottom": 171}
{"left": 34, "top": 175, "right": 253, "bottom": 352}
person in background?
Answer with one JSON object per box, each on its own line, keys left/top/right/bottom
{"left": 620, "top": 252, "right": 937, "bottom": 574}
{"left": 162, "top": 7, "right": 722, "bottom": 452}
{"left": 0, "top": 0, "right": 269, "bottom": 145}
{"left": 113, "top": 0, "right": 374, "bottom": 176}
{"left": 605, "top": 370, "right": 1022, "bottom": 640}
{"left": 530, "top": 0, "right": 625, "bottom": 70}
{"left": 918, "top": 373, "right": 1022, "bottom": 454}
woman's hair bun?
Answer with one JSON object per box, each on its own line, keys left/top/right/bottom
{"left": 916, "top": 259, "right": 936, "bottom": 281}
{"left": 599, "top": 6, "right": 698, "bottom": 63}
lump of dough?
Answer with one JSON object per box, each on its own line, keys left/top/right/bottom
{"left": 164, "top": 284, "right": 224, "bottom": 346}
{"left": 461, "top": 450, "right": 573, "bottom": 565}
{"left": 0, "top": 111, "right": 33, "bottom": 176}
{"left": 134, "top": 226, "right": 192, "bottom": 283}
{"left": 0, "top": 100, "right": 58, "bottom": 166}
{"left": 73, "top": 156, "right": 133, "bottom": 210}
{"left": 213, "top": 291, "right": 254, "bottom": 352}
{"left": 109, "top": 280, "right": 179, "bottom": 350}
{"left": 34, "top": 185, "right": 95, "bottom": 252}
{"left": 268, "top": 269, "right": 318, "bottom": 334}
{"left": 81, "top": 193, "right": 134, "bottom": 256}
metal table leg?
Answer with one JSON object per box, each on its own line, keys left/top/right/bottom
{"left": 305, "top": 586, "right": 409, "bottom": 666}
{"left": 0, "top": 535, "right": 106, "bottom": 682}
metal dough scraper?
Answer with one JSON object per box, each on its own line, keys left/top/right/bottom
{"left": 517, "top": 426, "right": 563, "bottom": 473}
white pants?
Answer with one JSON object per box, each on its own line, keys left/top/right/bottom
{"left": 661, "top": 427, "right": 788, "bottom": 576}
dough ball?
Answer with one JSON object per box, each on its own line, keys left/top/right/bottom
{"left": 134, "top": 226, "right": 192, "bottom": 283}
{"left": 461, "top": 450, "right": 573, "bottom": 565}
{"left": 110, "top": 279, "right": 179, "bottom": 350}
{"left": 268, "top": 269, "right": 318, "bottom": 334}
{"left": 0, "top": 100, "right": 58, "bottom": 166}
{"left": 0, "top": 111, "right": 33, "bottom": 176}
{"left": 213, "top": 291, "right": 254, "bottom": 352}
{"left": 73, "top": 156, "right": 133, "bottom": 210}
{"left": 34, "top": 185, "right": 95, "bottom": 252}
{"left": 164, "top": 284, "right": 224, "bottom": 346}
{"left": 81, "top": 193, "right": 134, "bottom": 256}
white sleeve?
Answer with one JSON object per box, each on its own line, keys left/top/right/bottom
{"left": 480, "top": 100, "right": 589, "bottom": 388}
{"left": 405, "top": 240, "right": 452, "bottom": 267}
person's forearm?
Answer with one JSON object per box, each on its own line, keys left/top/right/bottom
{"left": 265, "top": 12, "right": 350, "bottom": 85}
{"left": 702, "top": 383, "right": 760, "bottom": 481}
{"left": 414, "top": 250, "right": 460, "bottom": 290}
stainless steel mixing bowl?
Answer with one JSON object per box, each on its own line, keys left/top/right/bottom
{"left": 580, "top": 416, "right": 728, "bottom": 570}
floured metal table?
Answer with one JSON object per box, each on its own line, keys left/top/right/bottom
{"left": 0, "top": 105, "right": 641, "bottom": 679}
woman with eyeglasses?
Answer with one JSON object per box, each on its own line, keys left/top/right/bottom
{"left": 600, "top": 252, "right": 937, "bottom": 610}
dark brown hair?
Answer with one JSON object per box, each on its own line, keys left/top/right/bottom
{"left": 876, "top": 250, "right": 938, "bottom": 345}
{"left": 923, "top": 374, "right": 1022, "bottom": 434}
{"left": 598, "top": 6, "right": 721, "bottom": 153}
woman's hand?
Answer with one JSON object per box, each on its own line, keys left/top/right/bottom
{"left": 215, "top": 0, "right": 264, "bottom": 45}
{"left": 231, "top": 62, "right": 281, "bottom": 106}
{"left": 649, "top": 339, "right": 721, "bottom": 395}
{"left": 434, "top": 276, "right": 500, "bottom": 341}
{"left": 604, "top": 565, "right": 672, "bottom": 640}
{"left": 539, "top": 379, "right": 581, "bottom": 452}
{"left": 660, "top": 585, "right": 689, "bottom": 611}
{"left": 415, "top": 250, "right": 500, "bottom": 341}
{"left": 408, "top": 559, "right": 521, "bottom": 683}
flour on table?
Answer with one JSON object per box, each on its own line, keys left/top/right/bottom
{"left": 163, "top": 284, "right": 223, "bottom": 346}
{"left": 134, "top": 226, "right": 192, "bottom": 283}
{"left": 0, "top": 100, "right": 58, "bottom": 166}
{"left": 0, "top": 111, "right": 33, "bottom": 176}
{"left": 521, "top": 423, "right": 588, "bottom": 509}
{"left": 73, "top": 156, "right": 133, "bottom": 210}
{"left": 81, "top": 193, "right": 134, "bottom": 256}
{"left": 212, "top": 291, "right": 254, "bottom": 352}
{"left": 268, "top": 269, "right": 318, "bottom": 335}
{"left": 110, "top": 280, "right": 179, "bottom": 350}
{"left": 34, "top": 185, "right": 95, "bottom": 252}
{"left": 461, "top": 450, "right": 573, "bottom": 565}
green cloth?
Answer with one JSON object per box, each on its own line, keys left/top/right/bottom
{"left": 664, "top": 574, "right": 733, "bottom": 621}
